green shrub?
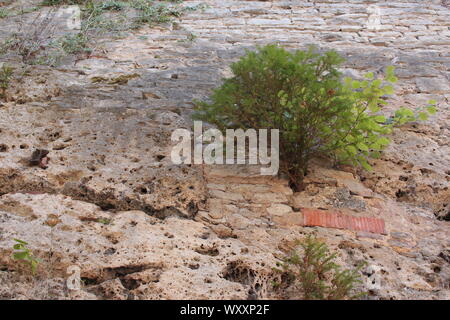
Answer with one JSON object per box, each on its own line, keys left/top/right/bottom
{"left": 194, "top": 45, "right": 437, "bottom": 190}
{"left": 274, "top": 236, "right": 365, "bottom": 300}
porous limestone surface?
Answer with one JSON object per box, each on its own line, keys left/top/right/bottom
{"left": 0, "top": 0, "right": 448, "bottom": 299}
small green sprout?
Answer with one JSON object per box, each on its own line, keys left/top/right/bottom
{"left": 12, "top": 238, "right": 40, "bottom": 275}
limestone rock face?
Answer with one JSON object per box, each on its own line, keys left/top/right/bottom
{"left": 0, "top": 103, "right": 206, "bottom": 218}
{"left": 0, "top": 0, "right": 449, "bottom": 300}
{"left": 0, "top": 193, "right": 275, "bottom": 299}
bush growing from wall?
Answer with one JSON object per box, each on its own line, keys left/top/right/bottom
{"left": 194, "top": 45, "right": 437, "bottom": 190}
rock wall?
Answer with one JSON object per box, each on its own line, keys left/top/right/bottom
{"left": 0, "top": 0, "right": 448, "bottom": 300}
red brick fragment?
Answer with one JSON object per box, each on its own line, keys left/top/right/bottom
{"left": 301, "top": 208, "right": 386, "bottom": 235}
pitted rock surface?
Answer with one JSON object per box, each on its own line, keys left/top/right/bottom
{"left": 0, "top": 0, "right": 448, "bottom": 299}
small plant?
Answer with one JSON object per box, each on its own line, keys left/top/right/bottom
{"left": 96, "top": 218, "right": 112, "bottom": 225}
{"left": 131, "top": 0, "right": 195, "bottom": 27}
{"left": 41, "top": 0, "right": 88, "bottom": 6}
{"left": 132, "top": 0, "right": 179, "bottom": 25}
{"left": 0, "top": 64, "right": 13, "bottom": 89}
{"left": 29, "top": 52, "right": 63, "bottom": 66}
{"left": 12, "top": 238, "right": 40, "bottom": 275}
{"left": 0, "top": 9, "right": 65, "bottom": 64}
{"left": 82, "top": 0, "right": 104, "bottom": 19}
{"left": 194, "top": 45, "right": 437, "bottom": 190}
{"left": 0, "top": 64, "right": 13, "bottom": 99}
{"left": 59, "top": 33, "right": 90, "bottom": 54}
{"left": 0, "top": 8, "right": 10, "bottom": 18}
{"left": 274, "top": 236, "right": 365, "bottom": 300}
{"left": 99, "top": 0, "right": 127, "bottom": 11}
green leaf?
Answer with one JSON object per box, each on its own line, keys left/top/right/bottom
{"left": 386, "top": 66, "right": 395, "bottom": 76}
{"left": 13, "top": 238, "right": 28, "bottom": 245}
{"left": 357, "top": 143, "right": 369, "bottom": 152}
{"left": 427, "top": 106, "right": 437, "bottom": 115}
{"left": 396, "top": 107, "right": 415, "bottom": 118}
{"left": 31, "top": 260, "right": 39, "bottom": 274}
{"left": 427, "top": 99, "right": 436, "bottom": 105}
{"left": 383, "top": 85, "right": 394, "bottom": 95}
{"left": 373, "top": 115, "right": 386, "bottom": 123}
{"left": 385, "top": 66, "right": 397, "bottom": 83}
{"left": 346, "top": 145, "right": 358, "bottom": 155}
{"left": 351, "top": 81, "right": 361, "bottom": 89}
{"left": 368, "top": 101, "right": 380, "bottom": 113}
{"left": 418, "top": 112, "right": 429, "bottom": 121}
{"left": 377, "top": 137, "right": 390, "bottom": 146}
{"left": 372, "top": 79, "right": 382, "bottom": 88}
{"left": 360, "top": 160, "right": 373, "bottom": 171}
{"left": 361, "top": 80, "right": 369, "bottom": 88}
{"left": 346, "top": 135, "right": 356, "bottom": 143}
{"left": 364, "top": 72, "right": 374, "bottom": 80}
{"left": 13, "top": 251, "right": 28, "bottom": 260}
{"left": 371, "top": 151, "right": 381, "bottom": 158}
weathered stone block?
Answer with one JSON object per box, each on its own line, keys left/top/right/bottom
{"left": 209, "top": 190, "right": 245, "bottom": 202}
{"left": 266, "top": 204, "right": 293, "bottom": 216}
{"left": 416, "top": 77, "right": 450, "bottom": 93}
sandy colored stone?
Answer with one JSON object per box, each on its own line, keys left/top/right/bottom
{"left": 0, "top": 0, "right": 449, "bottom": 301}
{"left": 266, "top": 204, "right": 293, "bottom": 216}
